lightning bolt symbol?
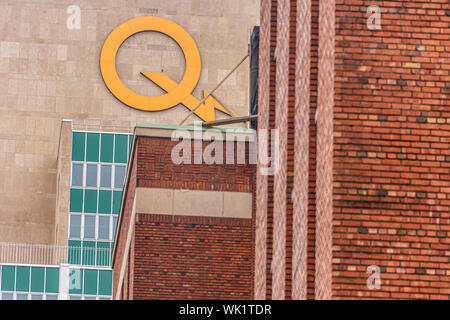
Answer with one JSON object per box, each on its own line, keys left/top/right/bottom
{"left": 141, "top": 72, "right": 237, "bottom": 122}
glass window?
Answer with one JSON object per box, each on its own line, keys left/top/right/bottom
{"left": 114, "top": 165, "right": 126, "bottom": 189}
{"left": 31, "top": 294, "right": 43, "bottom": 300}
{"left": 68, "top": 240, "right": 82, "bottom": 265}
{"left": 46, "top": 295, "right": 57, "bottom": 300}
{"left": 100, "top": 165, "right": 112, "bottom": 188}
{"left": 98, "top": 190, "right": 112, "bottom": 214}
{"left": 112, "top": 216, "right": 118, "bottom": 236}
{"left": 96, "top": 242, "right": 111, "bottom": 267}
{"left": 45, "top": 268, "right": 59, "bottom": 294}
{"left": 1, "top": 265, "right": 15, "bottom": 291}
{"left": 16, "top": 266, "right": 30, "bottom": 292}
{"left": 1, "top": 293, "right": 13, "bottom": 300}
{"left": 84, "top": 216, "right": 96, "bottom": 239}
{"left": 114, "top": 134, "right": 128, "bottom": 164}
{"left": 86, "top": 133, "right": 100, "bottom": 162}
{"left": 100, "top": 134, "right": 114, "bottom": 163}
{"left": 84, "top": 189, "right": 98, "bottom": 214}
{"left": 84, "top": 269, "right": 98, "bottom": 295}
{"left": 16, "top": 294, "right": 28, "bottom": 300}
{"left": 70, "top": 295, "right": 81, "bottom": 300}
{"left": 71, "top": 163, "right": 83, "bottom": 187}
{"left": 70, "top": 189, "right": 83, "bottom": 213}
{"left": 112, "top": 191, "right": 122, "bottom": 215}
{"left": 69, "top": 268, "right": 83, "bottom": 294}
{"left": 69, "top": 214, "right": 81, "bottom": 238}
{"left": 85, "top": 296, "right": 97, "bottom": 300}
{"left": 98, "top": 216, "right": 110, "bottom": 240}
{"left": 86, "top": 164, "right": 98, "bottom": 188}
{"left": 72, "top": 132, "right": 85, "bottom": 162}
{"left": 31, "top": 267, "right": 45, "bottom": 293}
{"left": 82, "top": 241, "right": 96, "bottom": 266}
{"left": 99, "top": 270, "right": 112, "bottom": 296}
{"left": 99, "top": 297, "right": 111, "bottom": 300}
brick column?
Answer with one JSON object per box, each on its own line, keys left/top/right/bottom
{"left": 315, "top": 0, "right": 335, "bottom": 300}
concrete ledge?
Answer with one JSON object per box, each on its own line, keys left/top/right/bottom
{"left": 135, "top": 188, "right": 252, "bottom": 219}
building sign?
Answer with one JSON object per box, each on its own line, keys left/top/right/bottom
{"left": 100, "top": 16, "right": 235, "bottom": 122}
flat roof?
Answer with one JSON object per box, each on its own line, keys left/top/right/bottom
{"left": 135, "top": 122, "right": 255, "bottom": 134}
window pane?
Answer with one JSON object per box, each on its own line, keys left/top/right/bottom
{"left": 31, "top": 267, "right": 45, "bottom": 293}
{"left": 82, "top": 241, "right": 96, "bottom": 266}
{"left": 31, "top": 295, "right": 43, "bottom": 300}
{"left": 84, "top": 216, "right": 96, "bottom": 239}
{"left": 46, "top": 295, "right": 57, "bottom": 300}
{"left": 70, "top": 296, "right": 81, "bottom": 300}
{"left": 98, "top": 190, "right": 112, "bottom": 214}
{"left": 86, "top": 133, "right": 100, "bottom": 162}
{"left": 69, "top": 269, "right": 83, "bottom": 294}
{"left": 16, "top": 266, "right": 30, "bottom": 292}
{"left": 112, "top": 216, "right": 118, "bottom": 237}
{"left": 16, "top": 294, "right": 28, "bottom": 300}
{"left": 85, "top": 296, "right": 97, "bottom": 300}
{"left": 114, "top": 166, "right": 126, "bottom": 189}
{"left": 84, "top": 189, "right": 98, "bottom": 214}
{"left": 100, "top": 134, "right": 114, "bottom": 163}
{"left": 98, "top": 216, "right": 110, "bottom": 240}
{"left": 96, "top": 242, "right": 110, "bottom": 267}
{"left": 45, "top": 268, "right": 59, "bottom": 294}
{"left": 112, "top": 191, "right": 122, "bottom": 215}
{"left": 68, "top": 240, "right": 82, "bottom": 265}
{"left": 72, "top": 132, "right": 85, "bottom": 161}
{"left": 100, "top": 165, "right": 112, "bottom": 188}
{"left": 84, "top": 269, "right": 98, "bottom": 295}
{"left": 70, "top": 189, "right": 83, "bottom": 213}
{"left": 1, "top": 293, "right": 13, "bottom": 300}
{"left": 114, "top": 134, "right": 128, "bottom": 164}
{"left": 86, "top": 164, "right": 98, "bottom": 188}
{"left": 69, "top": 214, "right": 81, "bottom": 239}
{"left": 98, "top": 270, "right": 112, "bottom": 296}
{"left": 1, "top": 265, "right": 15, "bottom": 291}
{"left": 71, "top": 163, "right": 83, "bottom": 187}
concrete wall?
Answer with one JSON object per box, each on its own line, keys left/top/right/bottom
{"left": 0, "top": 0, "right": 259, "bottom": 244}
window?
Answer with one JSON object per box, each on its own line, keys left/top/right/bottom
{"left": 16, "top": 294, "right": 28, "bottom": 300}
{"left": 86, "top": 164, "right": 98, "bottom": 188}
{"left": 84, "top": 216, "right": 96, "bottom": 239}
{"left": 100, "top": 165, "right": 112, "bottom": 188}
{"left": 1, "top": 293, "right": 13, "bottom": 300}
{"left": 72, "top": 163, "right": 83, "bottom": 187}
{"left": 98, "top": 216, "right": 110, "bottom": 240}
{"left": 70, "top": 214, "right": 82, "bottom": 238}
{"left": 114, "top": 165, "right": 126, "bottom": 189}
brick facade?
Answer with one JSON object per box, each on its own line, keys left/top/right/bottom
{"left": 333, "top": 0, "right": 450, "bottom": 299}
{"left": 257, "top": 0, "right": 449, "bottom": 299}
{"left": 113, "top": 134, "right": 256, "bottom": 299}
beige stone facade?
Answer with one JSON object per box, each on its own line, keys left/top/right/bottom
{"left": 0, "top": 0, "right": 259, "bottom": 244}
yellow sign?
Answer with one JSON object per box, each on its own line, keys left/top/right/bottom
{"left": 100, "top": 16, "right": 236, "bottom": 122}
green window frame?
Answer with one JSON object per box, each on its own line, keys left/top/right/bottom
{"left": 72, "top": 132, "right": 86, "bottom": 161}
{"left": 98, "top": 190, "right": 112, "bottom": 214}
{"left": 45, "top": 268, "right": 59, "bottom": 294}
{"left": 86, "top": 133, "right": 100, "bottom": 162}
{"left": 100, "top": 134, "right": 114, "bottom": 163}
{"left": 83, "top": 269, "right": 98, "bottom": 295}
{"left": 1, "top": 265, "right": 15, "bottom": 291}
{"left": 16, "top": 266, "right": 30, "bottom": 292}
{"left": 30, "top": 267, "right": 45, "bottom": 293}
{"left": 70, "top": 189, "right": 83, "bottom": 213}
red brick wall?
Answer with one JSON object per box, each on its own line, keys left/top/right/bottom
{"left": 114, "top": 135, "right": 256, "bottom": 299}
{"left": 333, "top": 0, "right": 450, "bottom": 299}
{"left": 112, "top": 148, "right": 137, "bottom": 299}
{"left": 264, "top": 0, "right": 320, "bottom": 300}
{"left": 133, "top": 214, "right": 254, "bottom": 299}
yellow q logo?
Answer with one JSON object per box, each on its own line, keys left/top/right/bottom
{"left": 100, "top": 16, "right": 235, "bottom": 122}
